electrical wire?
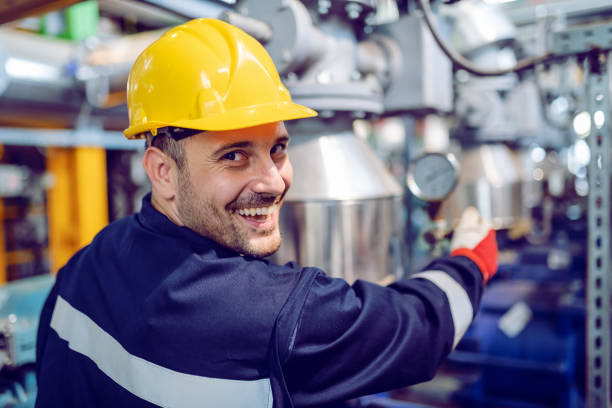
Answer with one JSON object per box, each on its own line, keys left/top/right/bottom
{"left": 417, "top": 0, "right": 557, "bottom": 76}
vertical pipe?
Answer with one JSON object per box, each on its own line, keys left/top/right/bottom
{"left": 586, "top": 50, "right": 611, "bottom": 408}
{"left": 46, "top": 146, "right": 109, "bottom": 273}
{"left": 46, "top": 147, "right": 77, "bottom": 273}
{"left": 403, "top": 115, "right": 416, "bottom": 276}
{"left": 74, "top": 147, "right": 108, "bottom": 248}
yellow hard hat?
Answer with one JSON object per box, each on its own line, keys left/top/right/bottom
{"left": 123, "top": 18, "right": 317, "bottom": 139}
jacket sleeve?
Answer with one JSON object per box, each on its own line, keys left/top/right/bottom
{"left": 36, "top": 271, "right": 61, "bottom": 382}
{"left": 280, "top": 255, "right": 484, "bottom": 407}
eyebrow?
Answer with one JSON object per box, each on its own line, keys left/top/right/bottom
{"left": 212, "top": 135, "right": 290, "bottom": 157}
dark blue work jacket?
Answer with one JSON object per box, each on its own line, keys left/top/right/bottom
{"left": 36, "top": 194, "right": 483, "bottom": 407}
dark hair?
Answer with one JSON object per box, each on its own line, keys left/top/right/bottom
{"left": 145, "top": 132, "right": 187, "bottom": 171}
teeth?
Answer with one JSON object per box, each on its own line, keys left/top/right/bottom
{"left": 236, "top": 207, "right": 274, "bottom": 217}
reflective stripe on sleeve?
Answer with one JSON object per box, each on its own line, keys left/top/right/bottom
{"left": 410, "top": 270, "right": 473, "bottom": 348}
{"left": 50, "top": 295, "right": 273, "bottom": 408}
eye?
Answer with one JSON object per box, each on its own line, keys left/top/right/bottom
{"left": 270, "top": 143, "right": 287, "bottom": 156}
{"left": 222, "top": 151, "right": 247, "bottom": 162}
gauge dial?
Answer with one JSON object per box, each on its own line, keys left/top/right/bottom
{"left": 406, "top": 152, "right": 460, "bottom": 202}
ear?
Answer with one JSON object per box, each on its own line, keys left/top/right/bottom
{"left": 142, "top": 147, "right": 178, "bottom": 201}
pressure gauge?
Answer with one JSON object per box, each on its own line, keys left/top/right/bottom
{"left": 406, "top": 152, "right": 460, "bottom": 202}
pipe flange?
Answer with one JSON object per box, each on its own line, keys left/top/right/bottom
{"left": 287, "top": 81, "right": 384, "bottom": 114}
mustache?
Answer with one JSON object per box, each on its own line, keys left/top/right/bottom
{"left": 226, "top": 191, "right": 286, "bottom": 211}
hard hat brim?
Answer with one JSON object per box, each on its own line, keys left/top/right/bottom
{"left": 124, "top": 101, "right": 317, "bottom": 139}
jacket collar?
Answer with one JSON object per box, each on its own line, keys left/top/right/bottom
{"left": 137, "top": 193, "right": 239, "bottom": 258}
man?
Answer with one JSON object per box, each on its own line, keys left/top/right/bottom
{"left": 36, "top": 18, "right": 497, "bottom": 407}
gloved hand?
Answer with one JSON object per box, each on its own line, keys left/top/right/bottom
{"left": 450, "top": 207, "right": 498, "bottom": 283}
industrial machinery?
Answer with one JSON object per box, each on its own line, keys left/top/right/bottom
{"left": 398, "top": 2, "right": 611, "bottom": 407}
{"left": 230, "top": 0, "right": 414, "bottom": 283}
{"left": 0, "top": 275, "right": 54, "bottom": 407}
{"left": 0, "top": 0, "right": 610, "bottom": 407}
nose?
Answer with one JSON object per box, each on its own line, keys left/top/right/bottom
{"left": 250, "top": 157, "right": 287, "bottom": 196}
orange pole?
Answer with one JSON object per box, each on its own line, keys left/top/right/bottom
{"left": 46, "top": 147, "right": 77, "bottom": 273}
{"left": 46, "top": 146, "right": 108, "bottom": 273}
{"left": 74, "top": 146, "right": 108, "bottom": 248}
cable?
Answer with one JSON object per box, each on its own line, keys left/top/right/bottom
{"left": 417, "top": 0, "right": 556, "bottom": 77}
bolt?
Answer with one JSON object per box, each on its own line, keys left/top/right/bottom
{"left": 455, "top": 69, "right": 470, "bottom": 83}
{"left": 281, "top": 49, "right": 292, "bottom": 62}
{"left": 345, "top": 2, "right": 363, "bottom": 20}
{"left": 365, "top": 12, "right": 376, "bottom": 26}
{"left": 316, "top": 70, "right": 333, "bottom": 84}
{"left": 318, "top": 0, "right": 331, "bottom": 14}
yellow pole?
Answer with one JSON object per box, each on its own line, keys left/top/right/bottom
{"left": 74, "top": 147, "right": 108, "bottom": 247}
{"left": 47, "top": 147, "right": 76, "bottom": 273}
{"left": 46, "top": 146, "right": 108, "bottom": 273}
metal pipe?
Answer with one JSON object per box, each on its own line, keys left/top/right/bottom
{"left": 356, "top": 35, "right": 402, "bottom": 89}
{"left": 0, "top": 28, "right": 80, "bottom": 104}
{"left": 417, "top": 0, "right": 555, "bottom": 76}
{"left": 80, "top": 29, "right": 167, "bottom": 107}
{"left": 220, "top": 11, "right": 272, "bottom": 44}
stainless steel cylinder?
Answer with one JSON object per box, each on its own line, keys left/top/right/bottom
{"left": 272, "top": 121, "right": 404, "bottom": 284}
{"left": 276, "top": 197, "right": 404, "bottom": 284}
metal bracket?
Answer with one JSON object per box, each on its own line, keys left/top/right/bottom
{"left": 585, "top": 49, "right": 611, "bottom": 408}
{"left": 552, "top": 22, "right": 612, "bottom": 407}
{"left": 552, "top": 21, "right": 612, "bottom": 56}
{"left": 0, "top": 127, "right": 143, "bottom": 150}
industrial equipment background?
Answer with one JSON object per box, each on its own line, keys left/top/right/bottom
{"left": 0, "top": 0, "right": 610, "bottom": 407}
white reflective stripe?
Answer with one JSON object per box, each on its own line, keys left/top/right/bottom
{"left": 410, "top": 271, "right": 473, "bottom": 348}
{"left": 50, "top": 296, "right": 273, "bottom": 408}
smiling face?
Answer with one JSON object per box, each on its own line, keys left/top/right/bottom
{"left": 174, "top": 122, "right": 292, "bottom": 257}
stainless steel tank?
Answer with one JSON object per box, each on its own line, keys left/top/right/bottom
{"left": 272, "top": 120, "right": 404, "bottom": 284}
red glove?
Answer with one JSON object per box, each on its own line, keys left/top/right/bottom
{"left": 450, "top": 207, "right": 498, "bottom": 283}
